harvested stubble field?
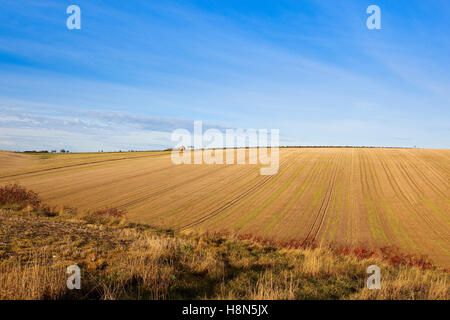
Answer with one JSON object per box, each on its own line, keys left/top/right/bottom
{"left": 0, "top": 148, "right": 449, "bottom": 268}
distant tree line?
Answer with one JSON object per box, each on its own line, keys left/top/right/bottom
{"left": 281, "top": 146, "right": 417, "bottom": 149}
{"left": 23, "top": 149, "right": 70, "bottom": 153}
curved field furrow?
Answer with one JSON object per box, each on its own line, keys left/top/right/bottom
{"left": 0, "top": 152, "right": 171, "bottom": 179}
{"left": 283, "top": 151, "right": 346, "bottom": 241}
{"left": 190, "top": 151, "right": 301, "bottom": 229}
{"left": 117, "top": 164, "right": 234, "bottom": 210}
{"left": 178, "top": 150, "right": 300, "bottom": 230}
{"left": 149, "top": 164, "right": 259, "bottom": 218}
{"left": 302, "top": 151, "right": 343, "bottom": 245}
{"left": 369, "top": 150, "right": 421, "bottom": 250}
{"left": 152, "top": 151, "right": 299, "bottom": 228}
{"left": 232, "top": 152, "right": 312, "bottom": 230}
{"left": 376, "top": 152, "right": 450, "bottom": 259}
{"left": 404, "top": 150, "right": 448, "bottom": 199}
{"left": 390, "top": 153, "right": 449, "bottom": 242}
{"left": 261, "top": 151, "right": 323, "bottom": 235}
{"left": 392, "top": 152, "right": 449, "bottom": 231}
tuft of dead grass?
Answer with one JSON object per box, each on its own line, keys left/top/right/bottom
{"left": 0, "top": 184, "right": 41, "bottom": 209}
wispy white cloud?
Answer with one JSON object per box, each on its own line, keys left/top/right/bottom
{"left": 0, "top": 0, "right": 449, "bottom": 149}
{"left": 0, "top": 103, "right": 236, "bottom": 151}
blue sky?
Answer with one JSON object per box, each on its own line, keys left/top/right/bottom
{"left": 0, "top": 0, "right": 449, "bottom": 151}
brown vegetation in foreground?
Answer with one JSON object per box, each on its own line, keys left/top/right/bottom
{"left": 0, "top": 185, "right": 448, "bottom": 300}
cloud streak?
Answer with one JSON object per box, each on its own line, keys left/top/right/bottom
{"left": 0, "top": 105, "right": 238, "bottom": 151}
{"left": 0, "top": 0, "right": 449, "bottom": 149}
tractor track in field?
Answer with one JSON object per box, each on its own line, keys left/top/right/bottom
{"left": 231, "top": 152, "right": 315, "bottom": 230}
{"left": 378, "top": 153, "right": 449, "bottom": 245}
{"left": 389, "top": 154, "right": 446, "bottom": 234}
{"left": 119, "top": 151, "right": 291, "bottom": 212}
{"left": 261, "top": 152, "right": 322, "bottom": 235}
{"left": 283, "top": 153, "right": 331, "bottom": 240}
{"left": 177, "top": 151, "right": 299, "bottom": 231}
{"left": 301, "top": 152, "right": 342, "bottom": 245}
{"left": 358, "top": 150, "right": 389, "bottom": 244}
{"left": 305, "top": 155, "right": 342, "bottom": 243}
{"left": 366, "top": 150, "right": 396, "bottom": 244}
{"left": 43, "top": 162, "right": 180, "bottom": 202}
{"left": 0, "top": 152, "right": 171, "bottom": 179}
{"left": 178, "top": 174, "right": 274, "bottom": 230}
{"left": 146, "top": 152, "right": 277, "bottom": 216}
{"left": 392, "top": 155, "right": 450, "bottom": 238}
{"left": 369, "top": 151, "right": 407, "bottom": 245}
{"left": 117, "top": 164, "right": 234, "bottom": 209}
{"left": 404, "top": 150, "right": 448, "bottom": 198}
{"left": 426, "top": 150, "right": 450, "bottom": 174}
{"left": 156, "top": 166, "right": 262, "bottom": 219}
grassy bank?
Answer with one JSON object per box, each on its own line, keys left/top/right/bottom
{"left": 0, "top": 184, "right": 448, "bottom": 300}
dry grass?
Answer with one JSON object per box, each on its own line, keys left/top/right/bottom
{"left": 0, "top": 207, "right": 448, "bottom": 300}
{"left": 0, "top": 183, "right": 41, "bottom": 209}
